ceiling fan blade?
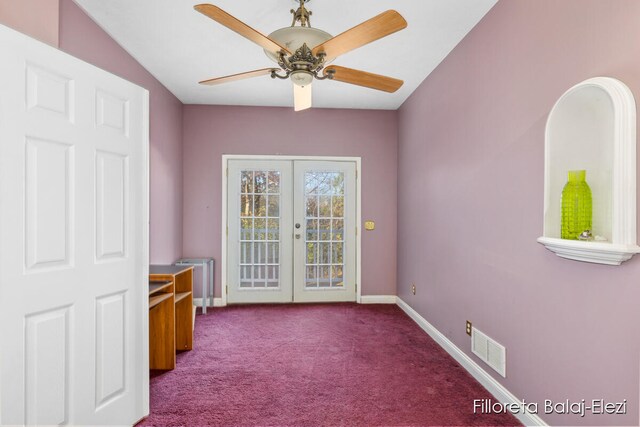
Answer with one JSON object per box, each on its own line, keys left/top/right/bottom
{"left": 199, "top": 68, "right": 278, "bottom": 86}
{"left": 194, "top": 4, "right": 291, "bottom": 55}
{"left": 294, "top": 84, "right": 312, "bottom": 112}
{"left": 312, "top": 10, "right": 407, "bottom": 61}
{"left": 325, "top": 66, "right": 403, "bottom": 93}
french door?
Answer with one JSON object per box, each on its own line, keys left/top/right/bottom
{"left": 227, "top": 159, "right": 357, "bottom": 304}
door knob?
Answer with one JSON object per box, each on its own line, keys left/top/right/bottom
{"left": 295, "top": 223, "right": 301, "bottom": 229}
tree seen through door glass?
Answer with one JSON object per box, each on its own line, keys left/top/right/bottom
{"left": 254, "top": 218, "right": 266, "bottom": 240}
{"left": 268, "top": 171, "right": 280, "bottom": 193}
{"left": 240, "top": 170, "right": 281, "bottom": 289}
{"left": 241, "top": 171, "right": 253, "bottom": 193}
{"left": 241, "top": 218, "right": 252, "bottom": 240}
{"left": 268, "top": 195, "right": 280, "bottom": 217}
{"left": 254, "top": 171, "right": 267, "bottom": 193}
{"left": 304, "top": 171, "right": 345, "bottom": 288}
{"left": 319, "top": 196, "right": 331, "bottom": 217}
{"left": 267, "top": 218, "right": 279, "bottom": 240}
{"left": 305, "top": 172, "right": 344, "bottom": 195}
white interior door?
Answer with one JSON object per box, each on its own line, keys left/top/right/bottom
{"left": 293, "top": 161, "right": 356, "bottom": 302}
{"left": 226, "top": 158, "right": 356, "bottom": 304}
{"left": 0, "top": 25, "right": 149, "bottom": 426}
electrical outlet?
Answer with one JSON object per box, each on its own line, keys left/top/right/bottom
{"left": 466, "top": 320, "right": 472, "bottom": 336}
{"left": 411, "top": 283, "right": 416, "bottom": 295}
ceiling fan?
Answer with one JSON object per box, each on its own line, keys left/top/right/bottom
{"left": 194, "top": 0, "right": 407, "bottom": 111}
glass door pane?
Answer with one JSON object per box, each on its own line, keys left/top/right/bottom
{"left": 239, "top": 170, "right": 281, "bottom": 289}
{"left": 303, "top": 172, "right": 345, "bottom": 289}
{"left": 227, "top": 160, "right": 292, "bottom": 303}
{"left": 293, "top": 161, "right": 356, "bottom": 303}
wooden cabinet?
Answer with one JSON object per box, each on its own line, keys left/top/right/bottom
{"left": 148, "top": 265, "right": 194, "bottom": 370}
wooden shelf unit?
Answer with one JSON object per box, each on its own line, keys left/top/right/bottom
{"left": 149, "top": 281, "right": 173, "bottom": 296}
{"left": 174, "top": 291, "right": 191, "bottom": 303}
{"left": 148, "top": 265, "right": 194, "bottom": 370}
{"left": 149, "top": 292, "right": 173, "bottom": 309}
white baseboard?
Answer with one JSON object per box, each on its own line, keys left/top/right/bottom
{"left": 196, "top": 296, "right": 399, "bottom": 306}
{"left": 201, "top": 297, "right": 397, "bottom": 306}
{"left": 360, "top": 295, "right": 398, "bottom": 304}
{"left": 193, "top": 297, "right": 225, "bottom": 308}
{"left": 396, "top": 298, "right": 547, "bottom": 427}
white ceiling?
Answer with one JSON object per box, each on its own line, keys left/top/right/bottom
{"left": 73, "top": 0, "right": 497, "bottom": 110}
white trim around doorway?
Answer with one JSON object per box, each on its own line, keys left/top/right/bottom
{"left": 221, "top": 155, "right": 362, "bottom": 306}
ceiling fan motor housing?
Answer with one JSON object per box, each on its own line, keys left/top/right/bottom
{"left": 264, "top": 27, "right": 332, "bottom": 64}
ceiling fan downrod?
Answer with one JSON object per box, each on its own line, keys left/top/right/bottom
{"left": 290, "top": 0, "right": 312, "bottom": 27}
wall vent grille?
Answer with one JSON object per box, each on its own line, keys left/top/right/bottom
{"left": 471, "top": 327, "right": 506, "bottom": 377}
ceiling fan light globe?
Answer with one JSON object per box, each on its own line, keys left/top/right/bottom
{"left": 264, "top": 27, "right": 333, "bottom": 63}
{"left": 290, "top": 70, "right": 314, "bottom": 86}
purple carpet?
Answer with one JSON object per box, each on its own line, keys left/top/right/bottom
{"left": 138, "top": 303, "right": 520, "bottom": 426}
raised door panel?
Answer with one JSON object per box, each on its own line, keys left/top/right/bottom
{"left": 95, "top": 292, "right": 127, "bottom": 409}
{"left": 25, "top": 137, "right": 74, "bottom": 271}
{"left": 96, "top": 151, "right": 128, "bottom": 261}
{"left": 26, "top": 63, "right": 75, "bottom": 123}
{"left": 96, "top": 90, "right": 130, "bottom": 138}
{"left": 24, "top": 306, "right": 71, "bottom": 425}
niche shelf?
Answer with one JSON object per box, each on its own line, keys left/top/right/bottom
{"left": 537, "top": 77, "right": 640, "bottom": 265}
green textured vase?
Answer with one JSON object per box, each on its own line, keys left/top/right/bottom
{"left": 561, "top": 170, "right": 592, "bottom": 240}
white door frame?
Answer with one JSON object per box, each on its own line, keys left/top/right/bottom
{"left": 221, "top": 154, "right": 362, "bottom": 306}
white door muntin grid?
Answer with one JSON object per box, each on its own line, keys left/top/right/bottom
{"left": 239, "top": 170, "right": 282, "bottom": 289}
{"left": 293, "top": 161, "right": 356, "bottom": 302}
{"left": 228, "top": 160, "right": 293, "bottom": 303}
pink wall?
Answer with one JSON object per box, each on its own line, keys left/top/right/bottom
{"left": 398, "top": 1, "right": 640, "bottom": 425}
{"left": 0, "top": 0, "right": 59, "bottom": 47}
{"left": 59, "top": 0, "right": 184, "bottom": 264}
{"left": 182, "top": 105, "right": 398, "bottom": 298}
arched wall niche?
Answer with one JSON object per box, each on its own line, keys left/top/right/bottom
{"left": 538, "top": 77, "right": 640, "bottom": 265}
